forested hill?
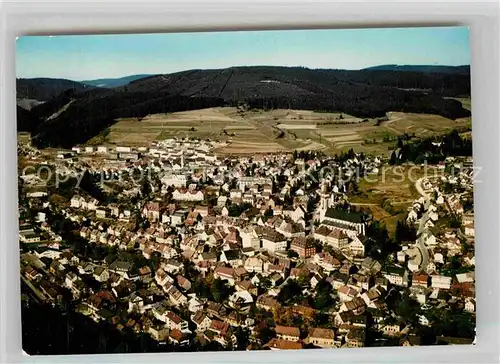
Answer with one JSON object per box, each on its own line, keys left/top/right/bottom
{"left": 362, "top": 64, "right": 470, "bottom": 75}
{"left": 16, "top": 78, "right": 94, "bottom": 101}
{"left": 81, "top": 74, "right": 158, "bottom": 88}
{"left": 17, "top": 65, "right": 471, "bottom": 149}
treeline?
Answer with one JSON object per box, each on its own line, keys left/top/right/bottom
{"left": 17, "top": 106, "right": 39, "bottom": 132}
{"left": 29, "top": 91, "right": 225, "bottom": 148}
{"left": 237, "top": 89, "right": 469, "bottom": 120}
{"left": 17, "top": 65, "right": 471, "bottom": 148}
{"left": 389, "top": 130, "right": 473, "bottom": 165}
{"left": 16, "top": 77, "right": 93, "bottom": 101}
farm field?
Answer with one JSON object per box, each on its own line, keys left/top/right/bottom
{"left": 350, "top": 165, "right": 442, "bottom": 234}
{"left": 90, "top": 107, "right": 471, "bottom": 156}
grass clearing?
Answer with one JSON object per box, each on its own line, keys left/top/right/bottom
{"left": 351, "top": 165, "right": 440, "bottom": 234}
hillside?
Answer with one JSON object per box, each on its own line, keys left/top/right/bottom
{"left": 81, "top": 74, "right": 158, "bottom": 88}
{"left": 17, "top": 105, "right": 40, "bottom": 132}
{"left": 125, "top": 66, "right": 470, "bottom": 98}
{"left": 18, "top": 65, "right": 471, "bottom": 149}
{"left": 16, "top": 78, "right": 94, "bottom": 101}
{"left": 362, "top": 64, "right": 470, "bottom": 75}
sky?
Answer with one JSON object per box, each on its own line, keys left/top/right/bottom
{"left": 16, "top": 26, "right": 470, "bottom": 81}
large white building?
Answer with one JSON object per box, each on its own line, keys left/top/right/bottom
{"left": 172, "top": 188, "right": 204, "bottom": 202}
{"left": 162, "top": 174, "right": 188, "bottom": 188}
{"left": 261, "top": 230, "right": 287, "bottom": 253}
{"left": 238, "top": 177, "right": 273, "bottom": 192}
{"left": 321, "top": 208, "right": 367, "bottom": 235}
{"left": 431, "top": 275, "right": 452, "bottom": 290}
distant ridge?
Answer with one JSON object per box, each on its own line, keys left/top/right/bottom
{"left": 362, "top": 64, "right": 470, "bottom": 75}
{"left": 16, "top": 78, "right": 93, "bottom": 101}
{"left": 16, "top": 65, "right": 471, "bottom": 149}
{"left": 81, "top": 74, "right": 158, "bottom": 88}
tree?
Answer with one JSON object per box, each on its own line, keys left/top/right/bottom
{"left": 233, "top": 327, "right": 251, "bottom": 350}
{"left": 259, "top": 276, "right": 272, "bottom": 290}
{"left": 347, "top": 179, "right": 359, "bottom": 195}
{"left": 395, "top": 293, "right": 421, "bottom": 326}
{"left": 312, "top": 312, "right": 332, "bottom": 328}
{"left": 277, "top": 280, "right": 302, "bottom": 305}
{"left": 105, "top": 246, "right": 118, "bottom": 265}
{"left": 442, "top": 182, "right": 454, "bottom": 194}
{"left": 140, "top": 179, "right": 151, "bottom": 197}
{"left": 211, "top": 278, "right": 233, "bottom": 303}
{"left": 287, "top": 250, "right": 299, "bottom": 259}
{"left": 397, "top": 138, "right": 404, "bottom": 149}
{"left": 389, "top": 151, "right": 398, "bottom": 165}
{"left": 257, "top": 326, "right": 275, "bottom": 345}
{"left": 395, "top": 219, "right": 417, "bottom": 243}
{"left": 192, "top": 279, "right": 213, "bottom": 300}
{"left": 366, "top": 221, "right": 395, "bottom": 260}
{"left": 312, "top": 278, "right": 336, "bottom": 310}
{"left": 449, "top": 213, "right": 462, "bottom": 228}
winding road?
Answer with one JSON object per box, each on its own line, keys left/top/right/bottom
{"left": 414, "top": 177, "right": 435, "bottom": 272}
{"left": 415, "top": 177, "right": 431, "bottom": 201}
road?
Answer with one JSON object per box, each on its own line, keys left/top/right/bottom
{"left": 414, "top": 177, "right": 437, "bottom": 272}
{"left": 415, "top": 175, "right": 443, "bottom": 201}
{"left": 416, "top": 220, "right": 430, "bottom": 273}
{"left": 415, "top": 177, "right": 431, "bottom": 201}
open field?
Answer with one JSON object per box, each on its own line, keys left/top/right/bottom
{"left": 18, "top": 132, "right": 31, "bottom": 144}
{"left": 350, "top": 165, "right": 442, "bottom": 234}
{"left": 87, "top": 107, "right": 471, "bottom": 156}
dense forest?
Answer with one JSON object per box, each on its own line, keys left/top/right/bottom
{"left": 389, "top": 130, "right": 473, "bottom": 165}
{"left": 362, "top": 64, "right": 470, "bottom": 75}
{"left": 81, "top": 74, "right": 157, "bottom": 88}
{"left": 16, "top": 78, "right": 94, "bottom": 100}
{"left": 17, "top": 65, "right": 471, "bottom": 149}
{"left": 30, "top": 92, "right": 225, "bottom": 148}
{"left": 238, "top": 89, "right": 467, "bottom": 119}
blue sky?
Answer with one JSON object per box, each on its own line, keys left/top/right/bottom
{"left": 16, "top": 26, "right": 470, "bottom": 81}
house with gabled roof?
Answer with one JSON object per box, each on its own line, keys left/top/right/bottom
{"left": 291, "top": 237, "right": 316, "bottom": 258}
{"left": 275, "top": 325, "right": 300, "bottom": 342}
{"left": 264, "top": 338, "right": 303, "bottom": 350}
{"left": 93, "top": 266, "right": 110, "bottom": 282}
{"left": 305, "top": 327, "right": 336, "bottom": 348}
{"left": 382, "top": 266, "right": 409, "bottom": 287}
{"left": 340, "top": 296, "right": 366, "bottom": 315}
{"left": 192, "top": 310, "right": 212, "bottom": 332}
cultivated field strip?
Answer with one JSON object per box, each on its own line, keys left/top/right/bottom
{"left": 100, "top": 107, "right": 471, "bottom": 155}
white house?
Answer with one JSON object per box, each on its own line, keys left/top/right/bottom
{"left": 262, "top": 233, "right": 287, "bottom": 253}
{"left": 417, "top": 314, "right": 430, "bottom": 326}
{"left": 162, "top": 174, "right": 187, "bottom": 188}
{"left": 464, "top": 223, "right": 475, "bottom": 237}
{"left": 382, "top": 267, "right": 409, "bottom": 287}
{"left": 172, "top": 188, "right": 204, "bottom": 202}
{"left": 239, "top": 227, "right": 261, "bottom": 250}
{"left": 431, "top": 275, "right": 452, "bottom": 290}
{"left": 464, "top": 299, "right": 476, "bottom": 313}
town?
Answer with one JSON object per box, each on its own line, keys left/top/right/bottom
{"left": 18, "top": 136, "right": 476, "bottom": 353}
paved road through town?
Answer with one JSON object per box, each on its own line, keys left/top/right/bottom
{"left": 414, "top": 177, "right": 434, "bottom": 273}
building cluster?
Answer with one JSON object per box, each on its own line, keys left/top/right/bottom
{"left": 18, "top": 138, "right": 475, "bottom": 350}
